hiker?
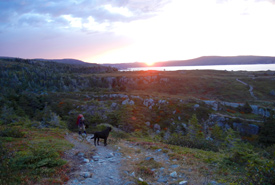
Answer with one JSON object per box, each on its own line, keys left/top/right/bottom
{"left": 77, "top": 114, "right": 86, "bottom": 136}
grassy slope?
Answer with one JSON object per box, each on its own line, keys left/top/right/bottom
{"left": 0, "top": 126, "right": 73, "bottom": 184}
{"left": 96, "top": 70, "right": 275, "bottom": 103}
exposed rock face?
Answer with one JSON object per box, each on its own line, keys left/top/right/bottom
{"left": 233, "top": 122, "right": 259, "bottom": 135}
{"left": 208, "top": 114, "right": 260, "bottom": 135}
{"left": 251, "top": 105, "right": 271, "bottom": 117}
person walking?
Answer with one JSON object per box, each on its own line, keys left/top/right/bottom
{"left": 76, "top": 114, "right": 86, "bottom": 136}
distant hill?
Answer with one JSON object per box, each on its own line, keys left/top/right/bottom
{"left": 34, "top": 58, "right": 92, "bottom": 65}
{"left": 0, "top": 56, "right": 96, "bottom": 66}
{"left": 102, "top": 56, "right": 275, "bottom": 69}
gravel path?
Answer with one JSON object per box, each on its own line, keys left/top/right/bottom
{"left": 64, "top": 133, "right": 125, "bottom": 185}
{"left": 236, "top": 78, "right": 258, "bottom": 100}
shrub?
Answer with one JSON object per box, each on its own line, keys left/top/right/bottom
{"left": 223, "top": 141, "right": 258, "bottom": 166}
{"left": 211, "top": 125, "right": 224, "bottom": 141}
{"left": 0, "top": 141, "right": 21, "bottom": 184}
{"left": 137, "top": 166, "right": 154, "bottom": 177}
{"left": 259, "top": 112, "right": 275, "bottom": 146}
{"left": 14, "top": 144, "right": 66, "bottom": 176}
{"left": 243, "top": 102, "right": 253, "bottom": 114}
{"left": 238, "top": 160, "right": 275, "bottom": 185}
{"left": 0, "top": 126, "right": 25, "bottom": 138}
{"left": 166, "top": 134, "right": 218, "bottom": 152}
{"left": 264, "top": 144, "right": 275, "bottom": 160}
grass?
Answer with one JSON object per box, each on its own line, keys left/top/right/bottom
{"left": 0, "top": 126, "right": 73, "bottom": 185}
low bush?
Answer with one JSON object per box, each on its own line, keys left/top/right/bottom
{"left": 14, "top": 144, "right": 66, "bottom": 176}
{"left": 0, "top": 141, "right": 21, "bottom": 184}
{"left": 0, "top": 126, "right": 25, "bottom": 138}
{"left": 166, "top": 134, "right": 218, "bottom": 152}
{"left": 263, "top": 144, "right": 275, "bottom": 160}
{"left": 238, "top": 160, "right": 275, "bottom": 185}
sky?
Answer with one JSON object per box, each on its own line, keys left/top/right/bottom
{"left": 0, "top": 0, "right": 275, "bottom": 64}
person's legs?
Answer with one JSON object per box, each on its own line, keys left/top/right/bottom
{"left": 83, "top": 124, "right": 86, "bottom": 134}
{"left": 78, "top": 123, "right": 83, "bottom": 135}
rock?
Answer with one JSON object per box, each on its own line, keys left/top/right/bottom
{"left": 77, "top": 152, "right": 85, "bottom": 157}
{"left": 138, "top": 177, "right": 144, "bottom": 182}
{"left": 179, "top": 181, "right": 188, "bottom": 185}
{"left": 194, "top": 104, "right": 200, "bottom": 110}
{"left": 158, "top": 99, "right": 167, "bottom": 104}
{"left": 122, "top": 99, "right": 135, "bottom": 105}
{"left": 171, "top": 164, "right": 179, "bottom": 168}
{"left": 143, "top": 99, "right": 154, "bottom": 107}
{"left": 157, "top": 176, "right": 168, "bottom": 183}
{"left": 233, "top": 122, "right": 259, "bottom": 135}
{"left": 124, "top": 182, "right": 135, "bottom": 185}
{"left": 68, "top": 179, "right": 80, "bottom": 185}
{"left": 145, "top": 157, "right": 154, "bottom": 161}
{"left": 83, "top": 158, "right": 89, "bottom": 163}
{"left": 106, "top": 153, "right": 114, "bottom": 158}
{"left": 270, "top": 90, "right": 275, "bottom": 96}
{"left": 130, "top": 172, "right": 135, "bottom": 177}
{"left": 154, "top": 124, "right": 161, "bottom": 131}
{"left": 145, "top": 121, "right": 150, "bottom": 126}
{"left": 81, "top": 172, "right": 92, "bottom": 178}
{"left": 93, "top": 156, "right": 100, "bottom": 161}
{"left": 155, "top": 149, "right": 162, "bottom": 152}
{"left": 209, "top": 180, "right": 225, "bottom": 185}
{"left": 170, "top": 171, "right": 177, "bottom": 178}
{"left": 111, "top": 102, "right": 117, "bottom": 109}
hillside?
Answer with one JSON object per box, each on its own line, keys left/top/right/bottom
{"left": 102, "top": 56, "right": 275, "bottom": 69}
{"left": 1, "top": 59, "right": 275, "bottom": 184}
{"left": 0, "top": 56, "right": 95, "bottom": 65}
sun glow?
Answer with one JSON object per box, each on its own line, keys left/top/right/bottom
{"left": 145, "top": 61, "right": 155, "bottom": 66}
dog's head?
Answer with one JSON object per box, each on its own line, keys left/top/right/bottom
{"left": 108, "top": 127, "right": 112, "bottom": 132}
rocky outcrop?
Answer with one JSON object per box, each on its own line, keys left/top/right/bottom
{"left": 233, "top": 122, "right": 259, "bottom": 135}
{"left": 208, "top": 114, "right": 260, "bottom": 135}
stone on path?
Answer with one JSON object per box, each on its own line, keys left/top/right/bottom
{"left": 170, "top": 171, "right": 177, "bottom": 178}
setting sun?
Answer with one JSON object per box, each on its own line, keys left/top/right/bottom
{"left": 145, "top": 61, "right": 155, "bottom": 66}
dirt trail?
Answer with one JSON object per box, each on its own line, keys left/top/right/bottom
{"left": 236, "top": 78, "right": 258, "bottom": 100}
{"left": 63, "top": 132, "right": 221, "bottom": 185}
{"left": 63, "top": 133, "right": 125, "bottom": 185}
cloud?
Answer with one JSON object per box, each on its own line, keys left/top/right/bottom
{"left": 0, "top": 0, "right": 170, "bottom": 32}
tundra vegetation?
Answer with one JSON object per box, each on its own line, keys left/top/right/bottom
{"left": 1, "top": 58, "right": 275, "bottom": 184}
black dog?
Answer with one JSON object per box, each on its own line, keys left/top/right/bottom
{"left": 91, "top": 127, "right": 112, "bottom": 146}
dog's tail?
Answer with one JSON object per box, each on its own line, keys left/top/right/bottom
{"left": 90, "top": 136, "right": 94, "bottom": 139}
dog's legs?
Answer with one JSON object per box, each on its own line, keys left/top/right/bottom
{"left": 104, "top": 138, "right": 107, "bottom": 146}
{"left": 97, "top": 138, "right": 100, "bottom": 145}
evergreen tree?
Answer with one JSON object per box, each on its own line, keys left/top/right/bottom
{"left": 259, "top": 112, "right": 275, "bottom": 146}
{"left": 243, "top": 101, "right": 253, "bottom": 114}
{"left": 188, "top": 114, "right": 204, "bottom": 139}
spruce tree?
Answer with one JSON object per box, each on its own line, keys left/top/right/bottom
{"left": 259, "top": 112, "right": 275, "bottom": 146}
